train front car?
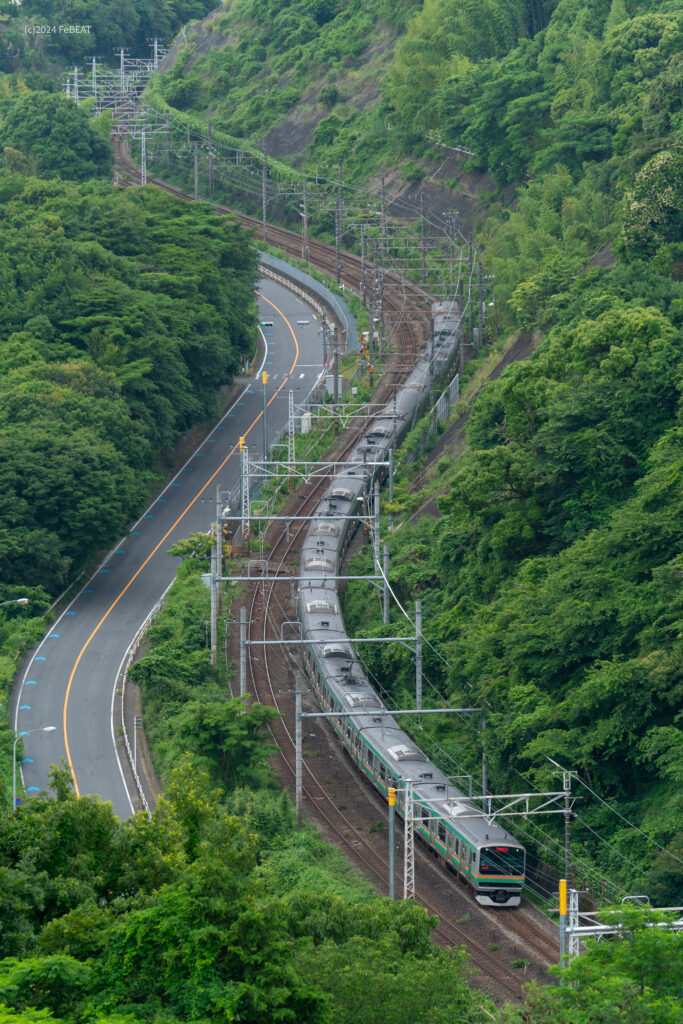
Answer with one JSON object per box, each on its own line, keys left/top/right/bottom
{"left": 472, "top": 834, "right": 525, "bottom": 907}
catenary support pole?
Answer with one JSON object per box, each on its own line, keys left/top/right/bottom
{"left": 333, "top": 335, "right": 339, "bottom": 435}
{"left": 388, "top": 787, "right": 396, "bottom": 899}
{"left": 420, "top": 194, "right": 426, "bottom": 284}
{"left": 239, "top": 606, "right": 247, "bottom": 698}
{"left": 207, "top": 121, "right": 213, "bottom": 196}
{"left": 216, "top": 484, "right": 223, "bottom": 618}
{"left": 210, "top": 538, "right": 217, "bottom": 669}
{"left": 559, "top": 878, "right": 567, "bottom": 968}
{"left": 467, "top": 237, "right": 474, "bottom": 347}
{"left": 262, "top": 371, "right": 268, "bottom": 461}
{"left": 383, "top": 544, "right": 390, "bottom": 625}
{"left": 295, "top": 674, "right": 303, "bottom": 827}
{"left": 360, "top": 223, "right": 367, "bottom": 306}
{"left": 302, "top": 179, "right": 308, "bottom": 263}
{"left": 415, "top": 600, "right": 422, "bottom": 712}
{"left": 564, "top": 770, "right": 572, "bottom": 884}
{"left": 388, "top": 447, "right": 394, "bottom": 532}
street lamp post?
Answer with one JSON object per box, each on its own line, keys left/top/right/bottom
{"left": 0, "top": 598, "right": 29, "bottom": 609}
{"left": 13, "top": 726, "right": 56, "bottom": 810}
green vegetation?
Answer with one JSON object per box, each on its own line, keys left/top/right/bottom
{"left": 154, "top": 0, "right": 418, "bottom": 161}
{"left": 503, "top": 910, "right": 682, "bottom": 1023}
{"left": 0, "top": 175, "right": 257, "bottom": 592}
{"left": 386, "top": 0, "right": 682, "bottom": 184}
{"left": 0, "top": 0, "right": 219, "bottom": 72}
{"left": 0, "top": 547, "right": 502, "bottom": 1024}
{"left": 1, "top": 566, "right": 679, "bottom": 1022}
{"left": 345, "top": 290, "right": 682, "bottom": 900}
{"left": 0, "top": 115, "right": 258, "bottom": 814}
{"left": 0, "top": 90, "right": 111, "bottom": 181}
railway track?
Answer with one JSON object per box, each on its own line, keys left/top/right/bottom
{"left": 238, "top": 436, "right": 551, "bottom": 1003}
{"left": 113, "top": 137, "right": 430, "bottom": 381}
{"left": 113, "top": 139, "right": 557, "bottom": 999}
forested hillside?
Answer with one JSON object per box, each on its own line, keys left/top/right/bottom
{"left": 0, "top": 0, "right": 218, "bottom": 72}
{"left": 0, "top": 170, "right": 257, "bottom": 593}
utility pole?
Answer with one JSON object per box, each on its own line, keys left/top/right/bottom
{"left": 360, "top": 223, "right": 367, "bottom": 306}
{"left": 559, "top": 878, "right": 567, "bottom": 967}
{"left": 373, "top": 480, "right": 381, "bottom": 573}
{"left": 287, "top": 390, "right": 295, "bottom": 491}
{"left": 239, "top": 606, "right": 247, "bottom": 697}
{"left": 563, "top": 769, "right": 573, "bottom": 883}
{"left": 444, "top": 211, "right": 456, "bottom": 298}
{"left": 118, "top": 47, "right": 126, "bottom": 91}
{"left": 262, "top": 371, "right": 268, "bottom": 461}
{"left": 210, "top": 532, "right": 217, "bottom": 669}
{"left": 420, "top": 194, "right": 427, "bottom": 284}
{"left": 404, "top": 779, "right": 415, "bottom": 899}
{"left": 262, "top": 156, "right": 268, "bottom": 242}
{"left": 478, "top": 261, "right": 484, "bottom": 345}
{"left": 295, "top": 674, "right": 303, "bottom": 827}
{"left": 165, "top": 110, "right": 171, "bottom": 170}
{"left": 194, "top": 142, "right": 199, "bottom": 201}
{"left": 458, "top": 278, "right": 465, "bottom": 374}
{"left": 207, "top": 121, "right": 213, "bottom": 197}
{"left": 216, "top": 485, "right": 223, "bottom": 618}
{"left": 368, "top": 242, "right": 377, "bottom": 356}
{"left": 332, "top": 333, "right": 339, "bottom": 436}
{"left": 380, "top": 174, "right": 387, "bottom": 261}
{"left": 337, "top": 159, "right": 343, "bottom": 286}
{"left": 378, "top": 271, "right": 385, "bottom": 355}
{"left": 383, "top": 544, "right": 390, "bottom": 624}
{"left": 335, "top": 177, "right": 341, "bottom": 285}
{"left": 467, "top": 238, "right": 474, "bottom": 350}
{"left": 388, "top": 447, "right": 394, "bottom": 532}
{"left": 140, "top": 128, "right": 147, "bottom": 185}
{"left": 481, "top": 716, "right": 489, "bottom": 816}
{"left": 239, "top": 437, "right": 250, "bottom": 554}
{"left": 415, "top": 600, "right": 422, "bottom": 712}
{"left": 321, "top": 310, "right": 329, "bottom": 368}
{"left": 388, "top": 786, "right": 396, "bottom": 899}
{"left": 73, "top": 67, "right": 79, "bottom": 103}
{"left": 301, "top": 179, "right": 308, "bottom": 263}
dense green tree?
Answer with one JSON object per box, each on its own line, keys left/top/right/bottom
{"left": 0, "top": 176, "right": 257, "bottom": 592}
{"left": 0, "top": 94, "right": 111, "bottom": 181}
{"left": 505, "top": 911, "right": 683, "bottom": 1023}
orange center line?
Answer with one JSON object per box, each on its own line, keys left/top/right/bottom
{"left": 64, "top": 291, "right": 302, "bottom": 795}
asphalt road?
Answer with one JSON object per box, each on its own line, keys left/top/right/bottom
{"left": 13, "top": 278, "right": 324, "bottom": 819}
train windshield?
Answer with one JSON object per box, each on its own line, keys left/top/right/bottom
{"left": 480, "top": 846, "right": 525, "bottom": 876}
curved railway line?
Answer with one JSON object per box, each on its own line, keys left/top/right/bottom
{"left": 239, "top": 433, "right": 557, "bottom": 1002}
{"left": 113, "top": 140, "right": 558, "bottom": 999}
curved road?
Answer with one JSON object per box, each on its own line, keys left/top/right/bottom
{"left": 13, "top": 278, "right": 323, "bottom": 819}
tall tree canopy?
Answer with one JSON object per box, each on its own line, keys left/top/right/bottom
{"left": 0, "top": 93, "right": 111, "bottom": 181}
{"left": 0, "top": 176, "right": 257, "bottom": 590}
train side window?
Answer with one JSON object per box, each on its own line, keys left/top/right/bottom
{"left": 437, "top": 822, "right": 446, "bottom": 844}
{"left": 367, "top": 749, "right": 374, "bottom": 767}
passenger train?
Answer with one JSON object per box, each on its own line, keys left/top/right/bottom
{"left": 296, "top": 306, "right": 525, "bottom": 907}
